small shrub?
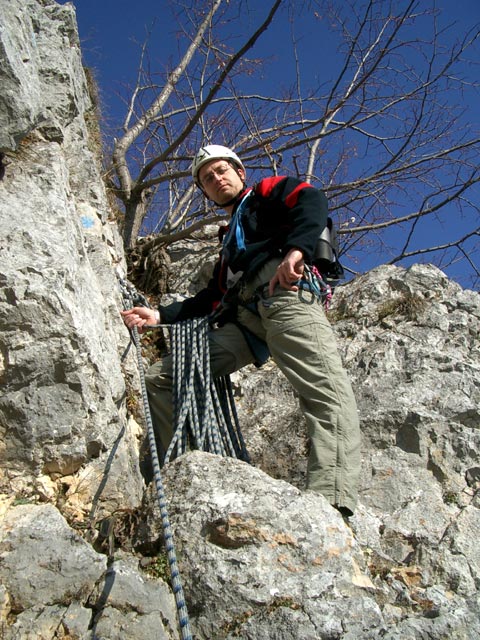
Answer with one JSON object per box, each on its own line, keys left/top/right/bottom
{"left": 143, "top": 552, "right": 170, "bottom": 582}
{"left": 378, "top": 291, "right": 427, "bottom": 322}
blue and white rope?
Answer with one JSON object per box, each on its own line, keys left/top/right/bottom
{"left": 119, "top": 278, "right": 192, "bottom": 640}
{"left": 165, "top": 316, "right": 250, "bottom": 463}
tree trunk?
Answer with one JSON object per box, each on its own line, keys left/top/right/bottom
{"left": 123, "top": 193, "right": 149, "bottom": 250}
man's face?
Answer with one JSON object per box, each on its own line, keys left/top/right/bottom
{"left": 198, "top": 159, "right": 245, "bottom": 206}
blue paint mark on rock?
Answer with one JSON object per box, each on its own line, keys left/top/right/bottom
{"left": 81, "top": 215, "right": 95, "bottom": 229}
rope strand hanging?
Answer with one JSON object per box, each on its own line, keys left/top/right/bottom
{"left": 119, "top": 277, "right": 192, "bottom": 640}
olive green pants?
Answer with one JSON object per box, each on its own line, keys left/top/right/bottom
{"left": 145, "top": 259, "right": 361, "bottom": 514}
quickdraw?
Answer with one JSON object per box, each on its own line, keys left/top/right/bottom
{"left": 296, "top": 264, "right": 333, "bottom": 310}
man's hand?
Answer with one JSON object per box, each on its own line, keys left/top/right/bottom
{"left": 268, "top": 249, "right": 305, "bottom": 296}
{"left": 121, "top": 307, "right": 158, "bottom": 334}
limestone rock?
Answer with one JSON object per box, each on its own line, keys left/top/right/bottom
{"left": 159, "top": 451, "right": 380, "bottom": 640}
{"left": 0, "top": 0, "right": 143, "bottom": 518}
{"left": 0, "top": 1, "right": 479, "bottom": 639}
{"left": 0, "top": 504, "right": 105, "bottom": 627}
{"left": 89, "top": 555, "right": 180, "bottom": 640}
{"left": 0, "top": 0, "right": 86, "bottom": 151}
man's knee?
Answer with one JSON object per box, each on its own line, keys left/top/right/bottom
{"left": 144, "top": 356, "right": 173, "bottom": 391}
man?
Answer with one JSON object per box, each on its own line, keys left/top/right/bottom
{"left": 122, "top": 144, "right": 361, "bottom": 516}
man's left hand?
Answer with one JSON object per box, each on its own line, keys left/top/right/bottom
{"left": 268, "top": 249, "right": 305, "bottom": 296}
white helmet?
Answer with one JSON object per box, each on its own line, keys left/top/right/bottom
{"left": 191, "top": 144, "right": 245, "bottom": 183}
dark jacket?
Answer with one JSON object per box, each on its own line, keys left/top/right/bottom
{"left": 160, "top": 176, "right": 328, "bottom": 323}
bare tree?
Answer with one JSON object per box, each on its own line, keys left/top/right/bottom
{"left": 109, "top": 0, "right": 283, "bottom": 247}
{"left": 105, "top": 0, "right": 480, "bottom": 288}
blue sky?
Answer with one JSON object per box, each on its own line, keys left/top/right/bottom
{"left": 65, "top": 0, "right": 480, "bottom": 289}
{"left": 73, "top": 1, "right": 340, "bottom": 121}
{"left": 72, "top": 2, "right": 480, "bottom": 128}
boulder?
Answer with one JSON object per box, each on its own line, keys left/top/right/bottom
{"left": 0, "top": 1, "right": 479, "bottom": 638}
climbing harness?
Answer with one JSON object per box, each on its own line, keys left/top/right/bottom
{"left": 225, "top": 263, "right": 333, "bottom": 322}
{"left": 119, "top": 276, "right": 192, "bottom": 640}
{"left": 246, "top": 264, "right": 333, "bottom": 311}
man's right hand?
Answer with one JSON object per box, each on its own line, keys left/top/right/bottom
{"left": 121, "top": 307, "right": 158, "bottom": 334}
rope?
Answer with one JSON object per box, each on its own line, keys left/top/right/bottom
{"left": 165, "top": 317, "right": 250, "bottom": 464}
{"left": 119, "top": 277, "right": 192, "bottom": 640}
{"left": 118, "top": 275, "right": 250, "bottom": 638}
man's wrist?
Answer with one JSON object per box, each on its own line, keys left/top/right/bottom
{"left": 154, "top": 309, "right": 161, "bottom": 323}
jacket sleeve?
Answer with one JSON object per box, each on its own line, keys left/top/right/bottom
{"left": 256, "top": 176, "right": 329, "bottom": 263}
{"left": 158, "top": 257, "right": 224, "bottom": 323}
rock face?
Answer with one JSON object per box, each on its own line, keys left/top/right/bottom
{"left": 228, "top": 264, "right": 480, "bottom": 638}
{"left": 0, "top": 0, "right": 143, "bottom": 514}
{"left": 0, "top": 1, "right": 479, "bottom": 639}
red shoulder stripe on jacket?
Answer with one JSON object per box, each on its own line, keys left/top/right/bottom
{"left": 255, "top": 176, "right": 285, "bottom": 197}
{"left": 285, "top": 182, "right": 313, "bottom": 208}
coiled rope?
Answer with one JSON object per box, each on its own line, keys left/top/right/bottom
{"left": 119, "top": 277, "right": 192, "bottom": 640}
{"left": 165, "top": 317, "right": 250, "bottom": 464}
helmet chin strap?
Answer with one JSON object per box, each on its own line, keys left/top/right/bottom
{"left": 213, "top": 187, "right": 245, "bottom": 208}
